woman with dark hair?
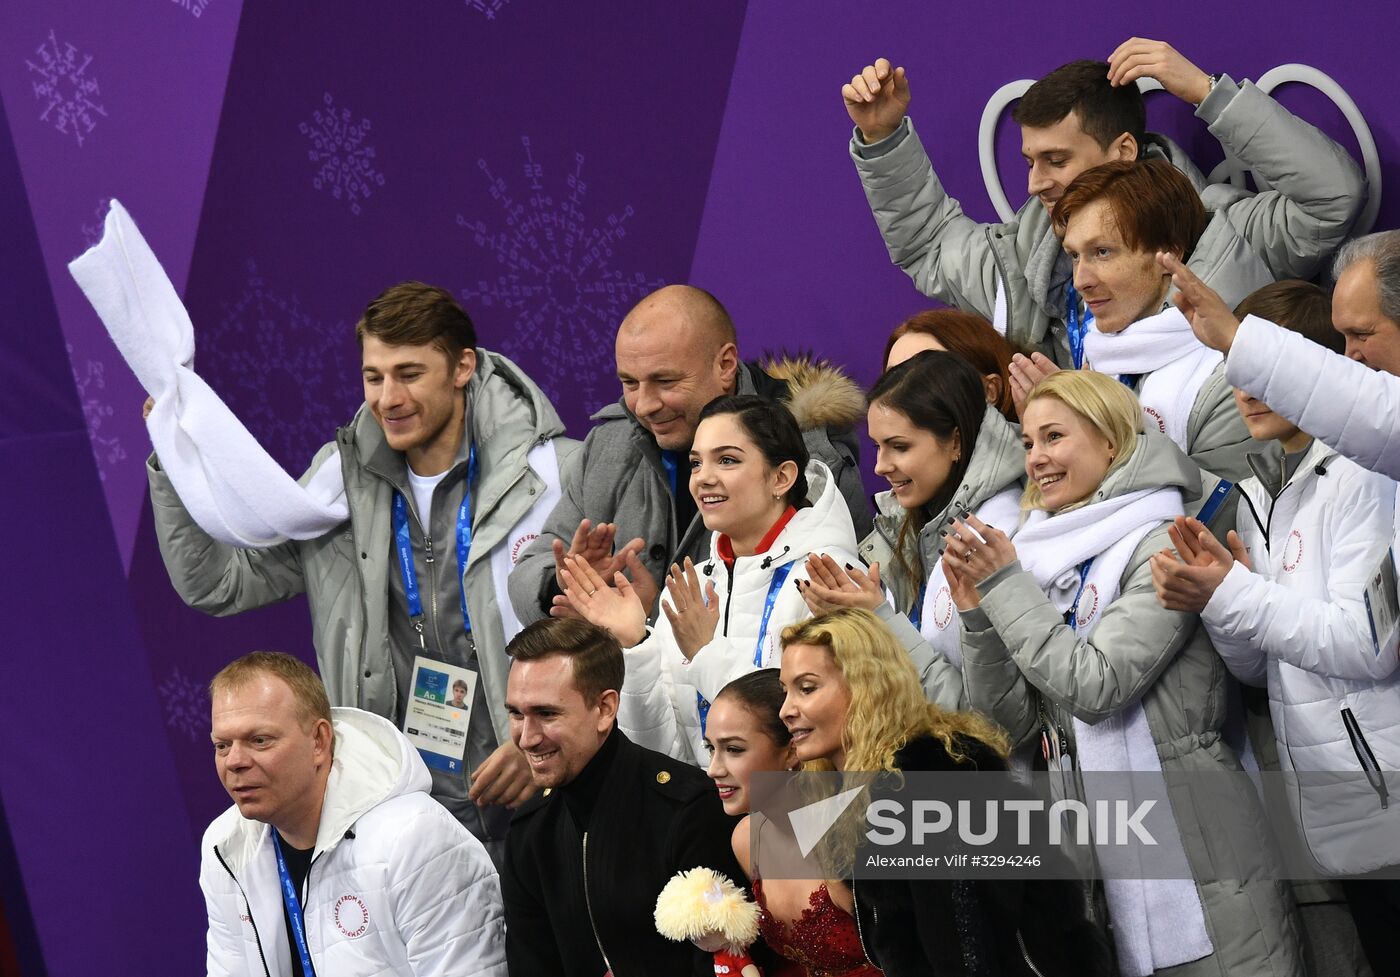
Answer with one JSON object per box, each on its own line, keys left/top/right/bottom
{"left": 778, "top": 608, "right": 1109, "bottom": 977}
{"left": 883, "top": 308, "right": 1018, "bottom": 420}
{"left": 704, "top": 670, "right": 880, "bottom": 977}
{"left": 559, "top": 395, "right": 862, "bottom": 766}
{"left": 799, "top": 351, "right": 1023, "bottom": 709}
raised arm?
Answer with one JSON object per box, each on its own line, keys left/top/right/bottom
{"left": 846, "top": 59, "right": 1009, "bottom": 323}
{"left": 147, "top": 447, "right": 323, "bottom": 615}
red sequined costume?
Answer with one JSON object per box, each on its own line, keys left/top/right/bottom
{"left": 752, "top": 879, "right": 882, "bottom": 977}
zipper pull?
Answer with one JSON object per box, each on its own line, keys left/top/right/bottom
{"left": 424, "top": 535, "right": 434, "bottom": 565}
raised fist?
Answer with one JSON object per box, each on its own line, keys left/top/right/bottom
{"left": 842, "top": 58, "right": 911, "bottom": 144}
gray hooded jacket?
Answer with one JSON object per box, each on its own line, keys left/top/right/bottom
{"left": 960, "top": 433, "right": 1305, "bottom": 977}
{"left": 851, "top": 75, "right": 1365, "bottom": 364}
{"left": 859, "top": 405, "right": 1025, "bottom": 709}
{"left": 150, "top": 350, "right": 580, "bottom": 836}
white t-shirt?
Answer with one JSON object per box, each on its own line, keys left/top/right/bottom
{"left": 406, "top": 467, "right": 449, "bottom": 529}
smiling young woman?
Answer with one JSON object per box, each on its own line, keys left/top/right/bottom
{"left": 946, "top": 370, "right": 1306, "bottom": 977}
{"left": 703, "top": 669, "right": 880, "bottom": 977}
{"left": 557, "top": 396, "right": 862, "bottom": 767}
{"left": 804, "top": 351, "right": 1024, "bottom": 711}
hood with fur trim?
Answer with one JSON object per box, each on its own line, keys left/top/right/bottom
{"left": 758, "top": 354, "right": 865, "bottom": 432}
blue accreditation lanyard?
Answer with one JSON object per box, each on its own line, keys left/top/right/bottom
{"left": 1065, "top": 285, "right": 1095, "bottom": 370}
{"left": 909, "top": 579, "right": 928, "bottom": 632}
{"left": 1065, "top": 560, "right": 1094, "bottom": 630}
{"left": 660, "top": 449, "right": 681, "bottom": 496}
{"left": 392, "top": 444, "right": 477, "bottom": 646}
{"left": 271, "top": 829, "right": 318, "bottom": 977}
{"left": 1196, "top": 479, "right": 1235, "bottom": 526}
{"left": 696, "top": 562, "right": 795, "bottom": 735}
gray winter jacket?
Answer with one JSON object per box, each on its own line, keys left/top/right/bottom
{"left": 852, "top": 75, "right": 1366, "bottom": 365}
{"left": 508, "top": 357, "right": 871, "bottom": 624}
{"left": 149, "top": 350, "right": 579, "bottom": 825}
{"left": 960, "top": 434, "right": 1305, "bottom": 976}
{"left": 859, "top": 405, "right": 1025, "bottom": 709}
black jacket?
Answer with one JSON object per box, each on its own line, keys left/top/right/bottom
{"left": 851, "top": 733, "right": 1111, "bottom": 977}
{"left": 502, "top": 728, "right": 744, "bottom": 977}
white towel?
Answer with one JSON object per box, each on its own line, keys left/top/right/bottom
{"left": 1015, "top": 486, "right": 1214, "bottom": 977}
{"left": 68, "top": 200, "right": 349, "bottom": 547}
{"left": 1082, "top": 306, "right": 1222, "bottom": 451}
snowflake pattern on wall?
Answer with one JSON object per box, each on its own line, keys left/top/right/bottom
{"left": 67, "top": 344, "right": 127, "bottom": 482}
{"left": 26, "top": 29, "right": 107, "bottom": 147}
{"left": 458, "top": 136, "right": 665, "bottom": 412}
{"left": 158, "top": 667, "right": 208, "bottom": 741}
{"left": 170, "top": 0, "right": 213, "bottom": 17}
{"left": 464, "top": 0, "right": 511, "bottom": 18}
{"left": 81, "top": 196, "right": 113, "bottom": 248}
{"left": 298, "top": 93, "right": 385, "bottom": 216}
{"left": 203, "top": 261, "right": 355, "bottom": 470}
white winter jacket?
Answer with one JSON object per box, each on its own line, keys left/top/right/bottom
{"left": 618, "top": 461, "right": 861, "bottom": 765}
{"left": 1202, "top": 439, "right": 1400, "bottom": 875}
{"left": 200, "top": 708, "right": 507, "bottom": 977}
{"left": 1228, "top": 313, "right": 1400, "bottom": 482}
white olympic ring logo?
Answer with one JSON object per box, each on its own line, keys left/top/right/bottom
{"left": 979, "top": 67, "right": 1381, "bottom": 234}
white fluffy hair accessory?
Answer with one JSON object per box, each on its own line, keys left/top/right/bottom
{"left": 653, "top": 867, "right": 761, "bottom": 953}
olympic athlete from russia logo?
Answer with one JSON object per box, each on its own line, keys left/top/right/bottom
{"left": 1282, "top": 530, "right": 1303, "bottom": 573}
{"left": 511, "top": 533, "right": 539, "bottom": 565}
{"left": 1075, "top": 584, "right": 1100, "bottom": 630}
{"left": 933, "top": 586, "right": 955, "bottom": 629}
{"left": 334, "top": 893, "right": 370, "bottom": 938}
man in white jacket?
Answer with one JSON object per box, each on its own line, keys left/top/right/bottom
{"left": 1160, "top": 247, "right": 1400, "bottom": 974}
{"left": 201, "top": 652, "right": 506, "bottom": 977}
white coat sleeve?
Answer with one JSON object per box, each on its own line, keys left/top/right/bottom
{"left": 1228, "top": 315, "right": 1400, "bottom": 480}
{"left": 616, "top": 625, "right": 692, "bottom": 762}
{"left": 1202, "top": 470, "right": 1400, "bottom": 681}
{"left": 388, "top": 804, "right": 507, "bottom": 977}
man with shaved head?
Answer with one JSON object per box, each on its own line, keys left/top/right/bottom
{"left": 508, "top": 284, "right": 870, "bottom": 624}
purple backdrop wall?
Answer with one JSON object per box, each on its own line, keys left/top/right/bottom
{"left": 1, "top": 1, "right": 1395, "bottom": 972}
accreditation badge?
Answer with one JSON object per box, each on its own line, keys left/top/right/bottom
{"left": 1363, "top": 547, "right": 1400, "bottom": 659}
{"left": 403, "top": 656, "right": 476, "bottom": 775}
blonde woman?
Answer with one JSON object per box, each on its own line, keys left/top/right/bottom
{"left": 778, "top": 608, "right": 1107, "bottom": 977}
{"left": 944, "top": 370, "right": 1304, "bottom": 977}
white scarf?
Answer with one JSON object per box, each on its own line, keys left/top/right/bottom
{"left": 68, "top": 201, "right": 351, "bottom": 547}
{"left": 920, "top": 486, "right": 1023, "bottom": 668}
{"left": 1015, "top": 486, "right": 1214, "bottom": 977}
{"left": 1082, "top": 306, "right": 1222, "bottom": 452}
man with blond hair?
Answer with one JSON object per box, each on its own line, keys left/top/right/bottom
{"left": 200, "top": 651, "right": 506, "bottom": 977}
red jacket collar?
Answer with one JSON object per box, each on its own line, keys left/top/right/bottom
{"left": 717, "top": 505, "right": 798, "bottom": 565}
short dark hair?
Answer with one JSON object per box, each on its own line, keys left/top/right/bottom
{"left": 714, "top": 669, "right": 790, "bottom": 748}
{"left": 697, "top": 395, "right": 810, "bottom": 507}
{"left": 506, "top": 618, "right": 624, "bottom": 705}
{"left": 355, "top": 281, "right": 477, "bottom": 362}
{"left": 1234, "top": 280, "right": 1342, "bottom": 354}
{"left": 1053, "top": 159, "right": 1207, "bottom": 262}
{"left": 868, "top": 351, "right": 987, "bottom": 599}
{"left": 882, "top": 309, "right": 1017, "bottom": 419}
{"left": 1013, "top": 59, "right": 1146, "bottom": 152}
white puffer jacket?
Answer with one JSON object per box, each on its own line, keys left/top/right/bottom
{"left": 200, "top": 708, "right": 507, "bottom": 977}
{"left": 1202, "top": 439, "right": 1400, "bottom": 875}
{"left": 619, "top": 461, "right": 861, "bottom": 765}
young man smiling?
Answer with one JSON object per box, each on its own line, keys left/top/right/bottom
{"left": 845, "top": 38, "right": 1364, "bottom": 366}
{"left": 150, "top": 283, "right": 579, "bottom": 860}
{"left": 500, "top": 618, "right": 743, "bottom": 977}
